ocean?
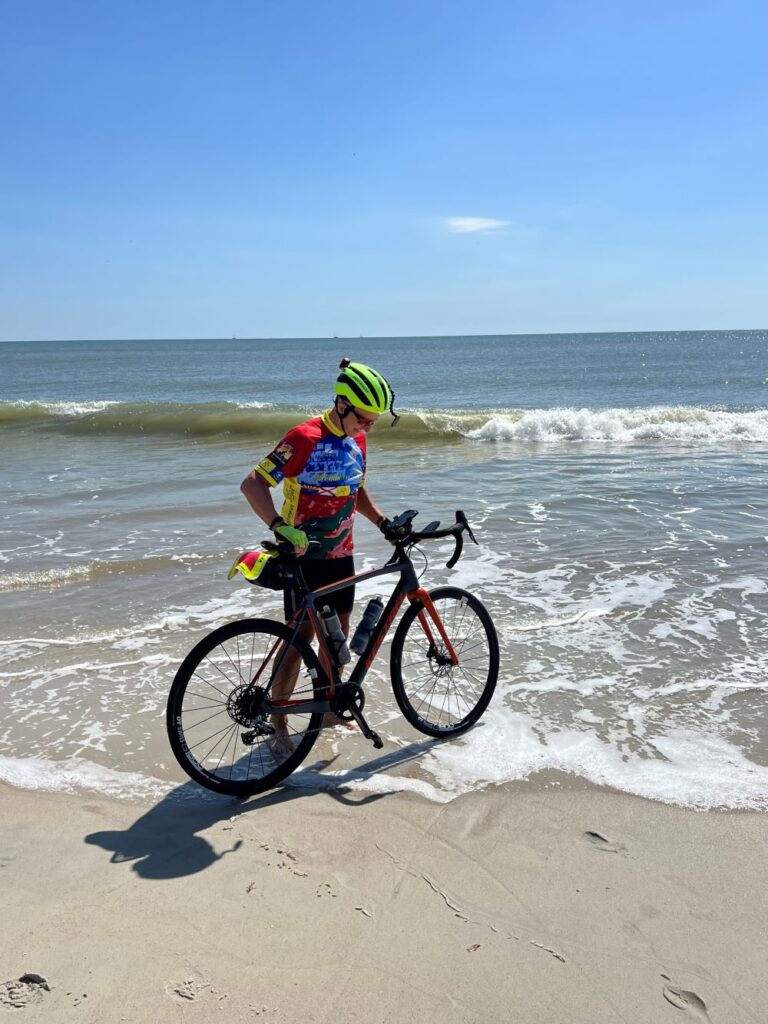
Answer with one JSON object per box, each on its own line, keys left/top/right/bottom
{"left": 1, "top": 331, "right": 767, "bottom": 808}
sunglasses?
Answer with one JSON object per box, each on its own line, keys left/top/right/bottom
{"left": 351, "top": 408, "right": 379, "bottom": 428}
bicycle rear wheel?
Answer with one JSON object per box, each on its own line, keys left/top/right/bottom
{"left": 390, "top": 586, "right": 498, "bottom": 737}
{"left": 167, "top": 618, "right": 326, "bottom": 796}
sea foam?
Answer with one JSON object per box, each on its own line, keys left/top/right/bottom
{"left": 467, "top": 407, "right": 768, "bottom": 444}
{"left": 0, "top": 755, "right": 168, "bottom": 801}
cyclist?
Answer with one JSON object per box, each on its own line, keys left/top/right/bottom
{"left": 240, "top": 359, "right": 399, "bottom": 754}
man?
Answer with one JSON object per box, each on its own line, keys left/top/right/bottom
{"left": 240, "top": 359, "right": 398, "bottom": 753}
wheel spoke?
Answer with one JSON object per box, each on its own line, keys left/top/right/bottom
{"left": 198, "top": 721, "right": 240, "bottom": 766}
{"left": 191, "top": 665, "right": 237, "bottom": 699}
{"left": 181, "top": 706, "right": 229, "bottom": 727}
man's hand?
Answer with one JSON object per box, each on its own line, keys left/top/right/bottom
{"left": 377, "top": 516, "right": 404, "bottom": 544}
{"left": 275, "top": 523, "right": 309, "bottom": 555}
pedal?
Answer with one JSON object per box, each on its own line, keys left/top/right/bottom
{"left": 347, "top": 704, "right": 383, "bottom": 749}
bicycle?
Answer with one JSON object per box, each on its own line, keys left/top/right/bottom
{"left": 166, "top": 510, "right": 499, "bottom": 796}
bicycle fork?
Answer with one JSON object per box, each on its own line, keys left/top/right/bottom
{"left": 410, "top": 588, "right": 460, "bottom": 666}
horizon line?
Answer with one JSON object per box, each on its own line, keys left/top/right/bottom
{"left": 1, "top": 326, "right": 766, "bottom": 344}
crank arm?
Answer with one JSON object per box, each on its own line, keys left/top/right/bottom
{"left": 347, "top": 704, "right": 383, "bottom": 750}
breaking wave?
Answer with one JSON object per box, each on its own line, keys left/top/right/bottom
{"left": 1, "top": 400, "right": 767, "bottom": 446}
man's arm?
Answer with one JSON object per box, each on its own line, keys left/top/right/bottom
{"left": 356, "top": 485, "right": 387, "bottom": 527}
{"left": 240, "top": 471, "right": 281, "bottom": 527}
{"left": 241, "top": 471, "right": 309, "bottom": 554}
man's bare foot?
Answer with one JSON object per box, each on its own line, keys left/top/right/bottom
{"left": 268, "top": 729, "right": 296, "bottom": 757}
{"left": 322, "top": 712, "right": 358, "bottom": 731}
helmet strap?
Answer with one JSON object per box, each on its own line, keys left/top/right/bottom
{"left": 334, "top": 397, "right": 355, "bottom": 433}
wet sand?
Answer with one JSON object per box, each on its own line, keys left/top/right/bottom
{"left": 1, "top": 780, "right": 766, "bottom": 1023}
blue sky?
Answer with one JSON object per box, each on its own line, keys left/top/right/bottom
{"left": 2, "top": 0, "right": 767, "bottom": 339}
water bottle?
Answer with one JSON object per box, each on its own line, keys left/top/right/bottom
{"left": 319, "top": 606, "right": 351, "bottom": 665}
{"left": 349, "top": 597, "right": 384, "bottom": 655}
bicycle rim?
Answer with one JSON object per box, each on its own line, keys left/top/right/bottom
{"left": 390, "top": 586, "right": 498, "bottom": 737}
{"left": 167, "top": 618, "right": 325, "bottom": 796}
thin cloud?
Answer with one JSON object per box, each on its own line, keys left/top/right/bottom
{"left": 445, "top": 217, "right": 509, "bottom": 234}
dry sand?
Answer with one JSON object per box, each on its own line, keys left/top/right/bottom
{"left": 1, "top": 778, "right": 766, "bottom": 1023}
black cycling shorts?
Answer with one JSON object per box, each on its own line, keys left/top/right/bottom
{"left": 284, "top": 555, "right": 356, "bottom": 620}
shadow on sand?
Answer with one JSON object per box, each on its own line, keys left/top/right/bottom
{"left": 85, "top": 737, "right": 439, "bottom": 881}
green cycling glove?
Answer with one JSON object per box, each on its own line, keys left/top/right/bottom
{"left": 274, "top": 523, "right": 309, "bottom": 549}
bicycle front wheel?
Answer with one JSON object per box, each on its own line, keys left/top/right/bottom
{"left": 167, "top": 618, "right": 326, "bottom": 796}
{"left": 390, "top": 586, "right": 499, "bottom": 737}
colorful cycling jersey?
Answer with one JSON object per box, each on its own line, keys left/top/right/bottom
{"left": 255, "top": 410, "right": 367, "bottom": 559}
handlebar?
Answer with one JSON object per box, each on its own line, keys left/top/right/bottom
{"left": 395, "top": 509, "right": 478, "bottom": 568}
{"left": 263, "top": 510, "right": 478, "bottom": 568}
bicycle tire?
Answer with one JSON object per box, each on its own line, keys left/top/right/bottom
{"left": 167, "top": 617, "right": 326, "bottom": 796}
{"left": 390, "top": 586, "right": 498, "bottom": 737}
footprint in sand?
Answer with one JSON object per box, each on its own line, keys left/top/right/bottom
{"left": 248, "top": 844, "right": 308, "bottom": 881}
{"left": 0, "top": 974, "right": 52, "bottom": 1009}
{"left": 662, "top": 980, "right": 711, "bottom": 1022}
{"left": 272, "top": 849, "right": 306, "bottom": 875}
{"left": 165, "top": 975, "right": 209, "bottom": 1003}
{"left": 583, "top": 830, "right": 627, "bottom": 854}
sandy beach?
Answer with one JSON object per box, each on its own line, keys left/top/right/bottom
{"left": 2, "top": 778, "right": 766, "bottom": 1024}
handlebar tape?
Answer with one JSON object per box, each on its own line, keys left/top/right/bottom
{"left": 446, "top": 529, "right": 464, "bottom": 569}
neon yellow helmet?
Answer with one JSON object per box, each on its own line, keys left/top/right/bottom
{"left": 334, "top": 358, "right": 398, "bottom": 423}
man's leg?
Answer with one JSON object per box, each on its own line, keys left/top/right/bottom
{"left": 269, "top": 610, "right": 358, "bottom": 750}
{"left": 268, "top": 618, "right": 314, "bottom": 755}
